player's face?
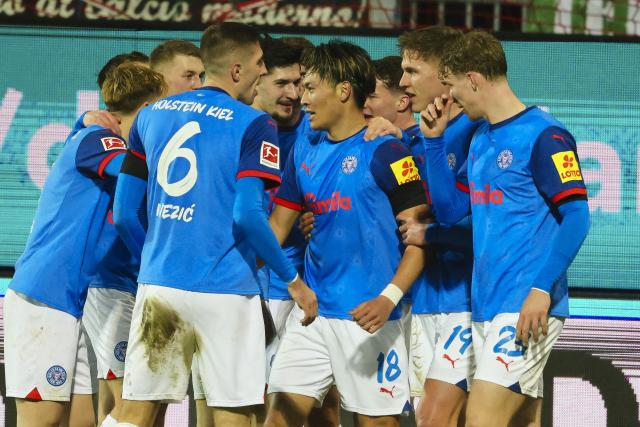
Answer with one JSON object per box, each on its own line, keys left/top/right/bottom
{"left": 363, "top": 79, "right": 400, "bottom": 123}
{"left": 238, "top": 43, "right": 268, "bottom": 105}
{"left": 254, "top": 64, "right": 302, "bottom": 127}
{"left": 156, "top": 54, "right": 205, "bottom": 96}
{"left": 442, "top": 73, "right": 482, "bottom": 120}
{"left": 301, "top": 71, "right": 341, "bottom": 131}
{"left": 400, "top": 51, "right": 447, "bottom": 113}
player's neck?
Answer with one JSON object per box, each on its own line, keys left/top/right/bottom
{"left": 116, "top": 114, "right": 135, "bottom": 142}
{"left": 449, "top": 103, "right": 464, "bottom": 120}
{"left": 394, "top": 111, "right": 417, "bottom": 131}
{"left": 482, "top": 81, "right": 526, "bottom": 125}
{"left": 327, "top": 107, "right": 367, "bottom": 141}
{"left": 202, "top": 77, "right": 235, "bottom": 99}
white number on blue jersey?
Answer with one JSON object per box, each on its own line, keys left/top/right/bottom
{"left": 158, "top": 121, "right": 200, "bottom": 197}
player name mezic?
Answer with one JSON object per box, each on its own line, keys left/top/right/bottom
{"left": 152, "top": 100, "right": 234, "bottom": 121}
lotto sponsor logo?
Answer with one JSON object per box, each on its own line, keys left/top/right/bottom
{"left": 305, "top": 191, "right": 351, "bottom": 214}
{"left": 260, "top": 141, "right": 280, "bottom": 169}
{"left": 101, "top": 136, "right": 126, "bottom": 151}
{"left": 551, "top": 151, "right": 583, "bottom": 183}
{"left": 470, "top": 182, "right": 503, "bottom": 204}
{"left": 390, "top": 156, "right": 421, "bottom": 185}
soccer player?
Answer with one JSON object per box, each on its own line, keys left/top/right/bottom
{"left": 111, "top": 22, "right": 315, "bottom": 427}
{"left": 420, "top": 31, "right": 590, "bottom": 427}
{"left": 264, "top": 40, "right": 428, "bottom": 427}
{"left": 4, "top": 63, "right": 165, "bottom": 427}
{"left": 149, "top": 40, "right": 204, "bottom": 96}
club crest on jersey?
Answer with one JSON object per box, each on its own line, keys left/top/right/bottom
{"left": 260, "top": 141, "right": 280, "bottom": 169}
{"left": 496, "top": 149, "right": 513, "bottom": 169}
{"left": 46, "top": 365, "right": 67, "bottom": 387}
{"left": 447, "top": 153, "right": 457, "bottom": 170}
{"left": 551, "top": 151, "right": 582, "bottom": 183}
{"left": 341, "top": 156, "right": 358, "bottom": 174}
{"left": 390, "top": 156, "right": 421, "bottom": 185}
{"left": 114, "top": 341, "right": 128, "bottom": 363}
{"left": 101, "top": 137, "right": 126, "bottom": 151}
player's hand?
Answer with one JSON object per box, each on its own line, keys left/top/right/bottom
{"left": 516, "top": 288, "right": 551, "bottom": 347}
{"left": 298, "top": 211, "right": 315, "bottom": 240}
{"left": 288, "top": 276, "right": 317, "bottom": 326}
{"left": 419, "top": 93, "right": 453, "bottom": 138}
{"left": 83, "top": 110, "right": 122, "bottom": 135}
{"left": 350, "top": 296, "right": 396, "bottom": 334}
{"left": 364, "top": 117, "right": 402, "bottom": 141}
{"left": 398, "top": 217, "right": 428, "bottom": 248}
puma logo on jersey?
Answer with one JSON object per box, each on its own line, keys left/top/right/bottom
{"left": 379, "top": 385, "right": 396, "bottom": 398}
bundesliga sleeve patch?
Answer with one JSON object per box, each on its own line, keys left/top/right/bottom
{"left": 101, "top": 136, "right": 127, "bottom": 151}
{"left": 260, "top": 141, "right": 280, "bottom": 170}
{"left": 551, "top": 151, "right": 582, "bottom": 183}
{"left": 390, "top": 156, "right": 421, "bottom": 185}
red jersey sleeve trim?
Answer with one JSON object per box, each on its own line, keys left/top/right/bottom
{"left": 456, "top": 181, "right": 470, "bottom": 193}
{"left": 129, "top": 150, "right": 146, "bottom": 161}
{"left": 274, "top": 197, "right": 303, "bottom": 212}
{"left": 236, "top": 170, "right": 282, "bottom": 186}
{"left": 97, "top": 150, "right": 126, "bottom": 178}
{"left": 551, "top": 187, "right": 588, "bottom": 204}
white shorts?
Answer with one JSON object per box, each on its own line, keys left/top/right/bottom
{"left": 268, "top": 306, "right": 410, "bottom": 416}
{"left": 472, "top": 313, "right": 564, "bottom": 398}
{"left": 409, "top": 312, "right": 475, "bottom": 396}
{"left": 4, "top": 290, "right": 97, "bottom": 401}
{"left": 123, "top": 284, "right": 266, "bottom": 407}
{"left": 83, "top": 287, "right": 135, "bottom": 379}
{"left": 265, "top": 299, "right": 295, "bottom": 374}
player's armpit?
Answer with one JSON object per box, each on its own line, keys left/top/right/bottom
{"left": 269, "top": 204, "right": 302, "bottom": 246}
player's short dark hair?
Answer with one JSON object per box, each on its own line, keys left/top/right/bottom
{"left": 373, "top": 56, "right": 404, "bottom": 92}
{"left": 301, "top": 40, "right": 375, "bottom": 109}
{"left": 97, "top": 51, "right": 148, "bottom": 89}
{"left": 398, "top": 26, "right": 463, "bottom": 64}
{"left": 102, "top": 63, "right": 166, "bottom": 114}
{"left": 200, "top": 22, "right": 262, "bottom": 75}
{"left": 439, "top": 31, "right": 507, "bottom": 80}
{"left": 149, "top": 40, "right": 201, "bottom": 70}
{"left": 260, "top": 35, "right": 304, "bottom": 72}
{"left": 279, "top": 36, "right": 314, "bottom": 51}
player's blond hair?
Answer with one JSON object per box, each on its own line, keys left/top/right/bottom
{"left": 102, "top": 62, "right": 166, "bottom": 114}
{"left": 439, "top": 31, "right": 507, "bottom": 81}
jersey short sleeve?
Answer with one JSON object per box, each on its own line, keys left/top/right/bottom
{"left": 371, "top": 140, "right": 428, "bottom": 214}
{"left": 237, "top": 114, "right": 281, "bottom": 189}
{"left": 530, "top": 126, "right": 587, "bottom": 207}
{"left": 75, "top": 128, "right": 127, "bottom": 179}
{"left": 274, "top": 146, "right": 303, "bottom": 211}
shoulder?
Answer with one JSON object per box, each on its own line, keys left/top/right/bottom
{"left": 74, "top": 125, "right": 124, "bottom": 148}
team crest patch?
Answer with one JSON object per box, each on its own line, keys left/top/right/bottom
{"left": 496, "top": 149, "right": 513, "bottom": 169}
{"left": 551, "top": 151, "right": 582, "bottom": 183}
{"left": 390, "top": 156, "right": 421, "bottom": 185}
{"left": 101, "top": 137, "right": 126, "bottom": 151}
{"left": 46, "top": 365, "right": 67, "bottom": 387}
{"left": 341, "top": 156, "right": 358, "bottom": 174}
{"left": 260, "top": 141, "right": 280, "bottom": 169}
{"left": 114, "top": 341, "right": 128, "bottom": 362}
{"left": 447, "top": 152, "right": 457, "bottom": 170}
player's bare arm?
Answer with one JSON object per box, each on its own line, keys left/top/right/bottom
{"left": 351, "top": 204, "right": 429, "bottom": 334}
{"left": 270, "top": 205, "right": 318, "bottom": 326}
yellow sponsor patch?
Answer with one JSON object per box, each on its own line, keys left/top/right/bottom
{"left": 551, "top": 151, "right": 583, "bottom": 183}
{"left": 390, "top": 156, "right": 421, "bottom": 185}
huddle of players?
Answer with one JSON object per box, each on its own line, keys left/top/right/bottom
{"left": 4, "top": 21, "right": 590, "bottom": 427}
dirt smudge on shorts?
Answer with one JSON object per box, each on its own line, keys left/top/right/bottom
{"left": 140, "top": 297, "right": 184, "bottom": 373}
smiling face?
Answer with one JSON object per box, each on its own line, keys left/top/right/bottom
{"left": 441, "top": 72, "right": 484, "bottom": 120}
{"left": 254, "top": 64, "right": 302, "bottom": 127}
{"left": 301, "top": 71, "right": 342, "bottom": 131}
{"left": 399, "top": 50, "right": 448, "bottom": 113}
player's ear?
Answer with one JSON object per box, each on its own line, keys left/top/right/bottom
{"left": 467, "top": 72, "right": 480, "bottom": 92}
{"left": 397, "top": 93, "right": 411, "bottom": 112}
{"left": 337, "top": 81, "right": 351, "bottom": 103}
{"left": 231, "top": 63, "right": 242, "bottom": 83}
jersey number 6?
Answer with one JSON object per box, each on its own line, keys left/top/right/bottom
{"left": 157, "top": 121, "right": 200, "bottom": 197}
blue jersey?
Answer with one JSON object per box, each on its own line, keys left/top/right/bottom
{"left": 276, "top": 128, "right": 426, "bottom": 320}
{"left": 456, "top": 107, "right": 587, "bottom": 321}
{"left": 128, "top": 87, "right": 281, "bottom": 295}
{"left": 11, "top": 125, "right": 127, "bottom": 317}
{"left": 88, "top": 210, "right": 139, "bottom": 294}
{"left": 264, "top": 112, "right": 311, "bottom": 300}
{"left": 406, "top": 114, "right": 480, "bottom": 314}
